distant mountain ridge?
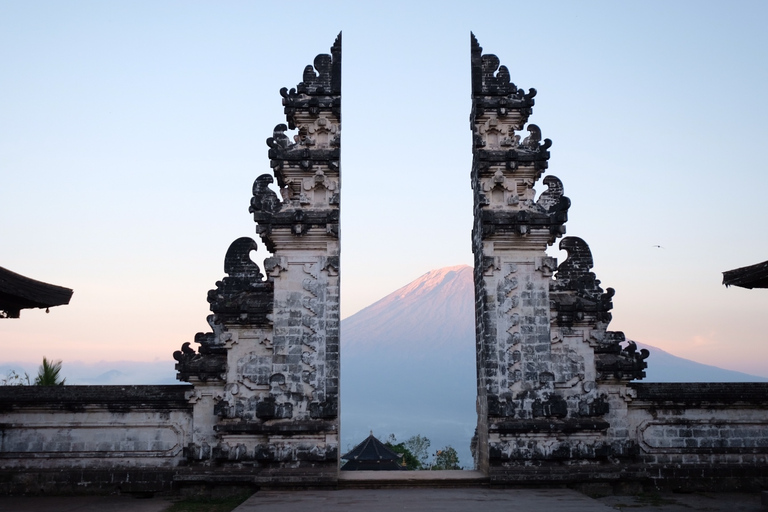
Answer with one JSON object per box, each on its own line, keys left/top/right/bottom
{"left": 342, "top": 265, "right": 475, "bottom": 355}
{"left": 341, "top": 263, "right": 767, "bottom": 382}
{"left": 0, "top": 361, "right": 179, "bottom": 386}
{"left": 340, "top": 264, "right": 767, "bottom": 467}
{"left": 637, "top": 342, "right": 768, "bottom": 383}
{"left": 6, "top": 265, "right": 762, "bottom": 468}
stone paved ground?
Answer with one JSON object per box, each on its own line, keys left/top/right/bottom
{"left": 595, "top": 491, "right": 765, "bottom": 511}
{"left": 0, "top": 489, "right": 764, "bottom": 511}
{"left": 235, "top": 489, "right": 768, "bottom": 512}
{"left": 234, "top": 488, "right": 616, "bottom": 512}
{"left": 0, "top": 495, "right": 174, "bottom": 512}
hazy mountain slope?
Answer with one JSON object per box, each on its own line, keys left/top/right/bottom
{"left": 637, "top": 342, "right": 768, "bottom": 382}
{"left": 340, "top": 264, "right": 767, "bottom": 467}
{"left": 343, "top": 265, "right": 475, "bottom": 356}
{"left": 0, "top": 361, "right": 180, "bottom": 385}
{"left": 341, "top": 265, "right": 477, "bottom": 466}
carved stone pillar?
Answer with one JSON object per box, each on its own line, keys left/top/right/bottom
{"left": 470, "top": 34, "right": 647, "bottom": 482}
{"left": 174, "top": 35, "right": 341, "bottom": 484}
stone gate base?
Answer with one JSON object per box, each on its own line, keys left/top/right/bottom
{"left": 3, "top": 35, "right": 768, "bottom": 496}
{"left": 1, "top": 382, "right": 768, "bottom": 494}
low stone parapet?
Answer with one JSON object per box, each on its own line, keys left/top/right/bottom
{"left": 0, "top": 385, "right": 193, "bottom": 494}
{"left": 627, "top": 382, "right": 768, "bottom": 490}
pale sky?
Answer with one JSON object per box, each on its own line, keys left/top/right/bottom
{"left": 2, "top": 1, "right": 767, "bottom": 377}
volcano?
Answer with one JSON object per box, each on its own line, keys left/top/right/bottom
{"left": 339, "top": 264, "right": 767, "bottom": 468}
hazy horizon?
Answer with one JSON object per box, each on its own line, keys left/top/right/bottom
{"left": 3, "top": 1, "right": 767, "bottom": 379}
{"left": 4, "top": 264, "right": 767, "bottom": 383}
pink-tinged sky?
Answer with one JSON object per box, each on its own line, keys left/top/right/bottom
{"left": 2, "top": 1, "right": 767, "bottom": 377}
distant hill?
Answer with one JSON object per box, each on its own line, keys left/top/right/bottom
{"left": 341, "top": 265, "right": 477, "bottom": 466}
{"left": 0, "top": 360, "right": 180, "bottom": 386}
{"left": 5, "top": 265, "right": 762, "bottom": 469}
{"left": 637, "top": 342, "right": 768, "bottom": 383}
{"left": 340, "top": 264, "right": 767, "bottom": 468}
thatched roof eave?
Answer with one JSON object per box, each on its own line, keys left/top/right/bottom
{"left": 722, "top": 260, "right": 768, "bottom": 289}
{"left": 0, "top": 266, "right": 73, "bottom": 318}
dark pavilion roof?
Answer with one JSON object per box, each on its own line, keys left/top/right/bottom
{"left": 340, "top": 433, "right": 404, "bottom": 471}
{"left": 0, "top": 266, "right": 73, "bottom": 319}
{"left": 722, "top": 260, "right": 768, "bottom": 289}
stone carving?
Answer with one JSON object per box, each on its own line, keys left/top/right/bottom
{"left": 174, "top": 35, "right": 341, "bottom": 479}
{"left": 470, "top": 33, "right": 536, "bottom": 122}
{"left": 280, "top": 34, "right": 341, "bottom": 126}
{"left": 471, "top": 34, "right": 643, "bottom": 476}
{"left": 173, "top": 237, "right": 272, "bottom": 383}
{"left": 250, "top": 174, "right": 282, "bottom": 215}
{"left": 6, "top": 35, "right": 768, "bottom": 494}
{"left": 169, "top": 36, "right": 341, "bottom": 480}
{"left": 550, "top": 236, "right": 649, "bottom": 381}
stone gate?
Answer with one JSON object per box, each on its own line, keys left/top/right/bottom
{"left": 470, "top": 33, "right": 647, "bottom": 481}
{"left": 173, "top": 33, "right": 342, "bottom": 483}
{"left": 1, "top": 33, "right": 767, "bottom": 493}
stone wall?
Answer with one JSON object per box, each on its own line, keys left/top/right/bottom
{"left": 627, "top": 383, "right": 768, "bottom": 489}
{"left": 1, "top": 34, "right": 767, "bottom": 494}
{"left": 171, "top": 33, "right": 342, "bottom": 483}
{"left": 470, "top": 33, "right": 768, "bottom": 489}
{"left": 0, "top": 385, "right": 192, "bottom": 494}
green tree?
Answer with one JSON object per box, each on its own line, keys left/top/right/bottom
{"left": 1, "top": 369, "right": 30, "bottom": 386}
{"left": 431, "top": 446, "right": 461, "bottom": 470}
{"left": 34, "top": 357, "right": 65, "bottom": 386}
{"left": 384, "top": 434, "right": 423, "bottom": 470}
{"left": 403, "top": 434, "right": 431, "bottom": 467}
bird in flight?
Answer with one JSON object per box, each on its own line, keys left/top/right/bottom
{"left": 652, "top": 245, "right": 665, "bottom": 249}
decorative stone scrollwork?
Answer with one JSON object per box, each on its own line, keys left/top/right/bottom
{"left": 552, "top": 237, "right": 603, "bottom": 299}
{"left": 551, "top": 237, "right": 647, "bottom": 381}
{"left": 174, "top": 238, "right": 273, "bottom": 383}
{"left": 471, "top": 34, "right": 530, "bottom": 100}
{"left": 472, "top": 34, "right": 649, "bottom": 475}
{"left": 207, "top": 238, "right": 273, "bottom": 325}
{"left": 595, "top": 340, "right": 650, "bottom": 381}
{"left": 470, "top": 33, "right": 536, "bottom": 121}
{"left": 522, "top": 124, "right": 541, "bottom": 149}
{"left": 280, "top": 33, "right": 341, "bottom": 128}
{"left": 536, "top": 176, "right": 565, "bottom": 210}
{"left": 173, "top": 340, "right": 226, "bottom": 383}
{"left": 266, "top": 124, "right": 294, "bottom": 178}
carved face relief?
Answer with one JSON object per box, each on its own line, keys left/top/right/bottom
{"left": 306, "top": 116, "right": 339, "bottom": 148}
{"left": 238, "top": 353, "right": 272, "bottom": 390}
{"left": 482, "top": 170, "right": 518, "bottom": 208}
{"left": 301, "top": 170, "right": 339, "bottom": 208}
{"left": 477, "top": 115, "right": 519, "bottom": 150}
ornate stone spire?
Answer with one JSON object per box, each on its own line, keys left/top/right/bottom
{"left": 174, "top": 35, "right": 341, "bottom": 483}
{"left": 174, "top": 237, "right": 273, "bottom": 382}
{"left": 471, "top": 34, "right": 645, "bottom": 478}
{"left": 253, "top": 34, "right": 341, "bottom": 253}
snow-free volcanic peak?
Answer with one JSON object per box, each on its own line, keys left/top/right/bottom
{"left": 341, "top": 265, "right": 474, "bottom": 355}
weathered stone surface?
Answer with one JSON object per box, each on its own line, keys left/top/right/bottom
{"left": 470, "top": 34, "right": 768, "bottom": 490}
{"left": 623, "top": 383, "right": 768, "bottom": 489}
{"left": 471, "top": 33, "right": 628, "bottom": 473}
{"left": 0, "top": 386, "right": 193, "bottom": 476}
{"left": 0, "top": 384, "right": 191, "bottom": 411}
{"left": 175, "top": 34, "right": 342, "bottom": 478}
{"left": 4, "top": 35, "right": 768, "bottom": 494}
